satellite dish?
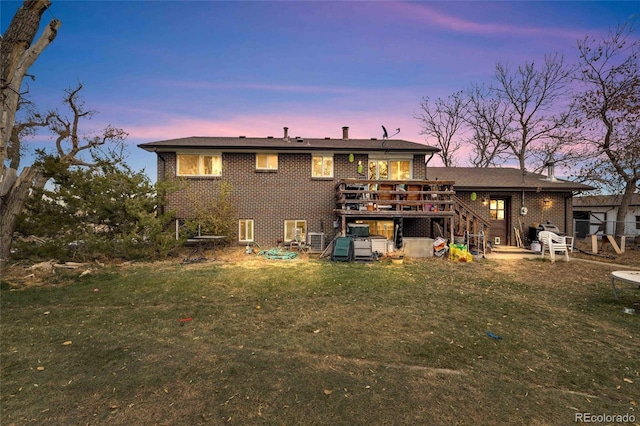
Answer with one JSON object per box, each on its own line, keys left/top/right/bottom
{"left": 381, "top": 125, "right": 400, "bottom": 148}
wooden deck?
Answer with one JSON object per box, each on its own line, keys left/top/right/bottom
{"left": 334, "top": 179, "right": 457, "bottom": 238}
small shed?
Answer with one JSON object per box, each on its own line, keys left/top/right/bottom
{"left": 573, "top": 194, "right": 640, "bottom": 238}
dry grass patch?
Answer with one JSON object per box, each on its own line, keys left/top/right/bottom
{"left": 1, "top": 252, "right": 638, "bottom": 425}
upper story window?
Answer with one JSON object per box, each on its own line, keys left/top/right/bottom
{"left": 256, "top": 154, "right": 278, "bottom": 170}
{"left": 368, "top": 157, "right": 412, "bottom": 180}
{"left": 312, "top": 154, "right": 334, "bottom": 178}
{"left": 390, "top": 160, "right": 411, "bottom": 180}
{"left": 177, "top": 154, "right": 222, "bottom": 176}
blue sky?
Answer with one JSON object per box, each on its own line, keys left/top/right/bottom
{"left": 2, "top": 0, "right": 638, "bottom": 180}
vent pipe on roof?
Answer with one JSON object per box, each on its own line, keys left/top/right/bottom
{"left": 546, "top": 162, "right": 557, "bottom": 182}
{"left": 283, "top": 127, "right": 289, "bottom": 142}
{"left": 342, "top": 126, "right": 349, "bottom": 140}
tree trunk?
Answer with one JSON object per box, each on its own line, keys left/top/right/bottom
{"left": 1, "top": 0, "right": 60, "bottom": 167}
{"left": 1, "top": 0, "right": 60, "bottom": 273}
{"left": 0, "top": 167, "right": 48, "bottom": 270}
{"left": 614, "top": 179, "right": 637, "bottom": 237}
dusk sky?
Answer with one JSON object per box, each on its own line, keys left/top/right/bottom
{"left": 2, "top": 1, "right": 638, "bottom": 180}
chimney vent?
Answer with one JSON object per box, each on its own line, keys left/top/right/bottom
{"left": 342, "top": 126, "right": 349, "bottom": 140}
{"left": 283, "top": 127, "right": 289, "bottom": 142}
{"left": 546, "top": 162, "right": 557, "bottom": 182}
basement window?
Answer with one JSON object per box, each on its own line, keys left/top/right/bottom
{"left": 239, "top": 219, "right": 254, "bottom": 242}
{"left": 284, "top": 220, "right": 306, "bottom": 243}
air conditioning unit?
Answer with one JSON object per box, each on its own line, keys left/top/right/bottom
{"left": 308, "top": 232, "right": 326, "bottom": 253}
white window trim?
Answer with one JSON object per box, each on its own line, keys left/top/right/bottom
{"left": 368, "top": 153, "right": 413, "bottom": 160}
{"left": 256, "top": 153, "right": 278, "bottom": 170}
{"left": 284, "top": 220, "right": 307, "bottom": 243}
{"left": 368, "top": 157, "right": 413, "bottom": 180}
{"left": 311, "top": 153, "right": 334, "bottom": 178}
{"left": 177, "top": 152, "right": 222, "bottom": 177}
{"left": 238, "top": 219, "right": 254, "bottom": 242}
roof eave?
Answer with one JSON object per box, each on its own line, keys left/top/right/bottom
{"left": 452, "top": 185, "right": 591, "bottom": 192}
{"left": 138, "top": 143, "right": 438, "bottom": 155}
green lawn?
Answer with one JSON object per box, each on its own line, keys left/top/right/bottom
{"left": 1, "top": 255, "right": 638, "bottom": 425}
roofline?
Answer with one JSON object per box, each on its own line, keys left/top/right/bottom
{"left": 452, "top": 186, "right": 588, "bottom": 192}
{"left": 140, "top": 145, "right": 434, "bottom": 154}
{"left": 138, "top": 138, "right": 439, "bottom": 154}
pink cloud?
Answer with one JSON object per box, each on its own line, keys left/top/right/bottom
{"left": 384, "top": 1, "right": 587, "bottom": 40}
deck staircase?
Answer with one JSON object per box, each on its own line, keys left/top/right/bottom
{"left": 452, "top": 195, "right": 491, "bottom": 252}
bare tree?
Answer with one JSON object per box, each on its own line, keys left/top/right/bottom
{"left": 573, "top": 19, "right": 640, "bottom": 236}
{"left": 465, "top": 54, "right": 578, "bottom": 173}
{"left": 1, "top": 0, "right": 60, "bottom": 270}
{"left": 415, "top": 92, "right": 467, "bottom": 167}
{"left": 464, "top": 84, "right": 512, "bottom": 167}
{"left": 0, "top": 84, "right": 128, "bottom": 268}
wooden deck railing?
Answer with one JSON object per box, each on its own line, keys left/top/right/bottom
{"left": 334, "top": 179, "right": 456, "bottom": 215}
{"left": 334, "top": 179, "right": 491, "bottom": 245}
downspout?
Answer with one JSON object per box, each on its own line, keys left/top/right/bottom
{"left": 424, "top": 152, "right": 434, "bottom": 179}
{"left": 155, "top": 147, "right": 166, "bottom": 215}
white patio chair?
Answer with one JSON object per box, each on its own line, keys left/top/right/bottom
{"left": 538, "top": 231, "right": 570, "bottom": 262}
{"left": 291, "top": 228, "right": 309, "bottom": 254}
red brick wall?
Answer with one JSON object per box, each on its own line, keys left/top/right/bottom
{"left": 454, "top": 190, "right": 575, "bottom": 245}
{"left": 157, "top": 151, "right": 574, "bottom": 247}
{"left": 157, "top": 152, "right": 432, "bottom": 246}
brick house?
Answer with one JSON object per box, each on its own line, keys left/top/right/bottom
{"left": 138, "top": 128, "right": 592, "bottom": 251}
{"left": 427, "top": 166, "right": 593, "bottom": 246}
{"left": 138, "top": 127, "right": 451, "bottom": 251}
